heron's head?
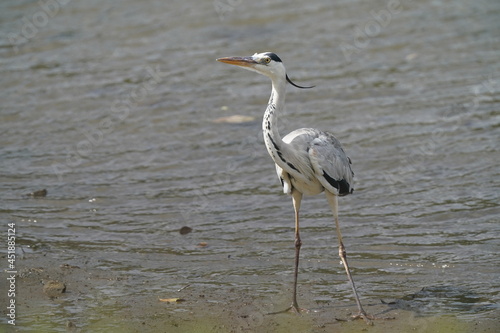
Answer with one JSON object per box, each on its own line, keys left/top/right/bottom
{"left": 217, "top": 52, "right": 313, "bottom": 89}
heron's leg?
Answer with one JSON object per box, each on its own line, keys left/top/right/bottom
{"left": 268, "top": 189, "right": 306, "bottom": 315}
{"left": 325, "top": 192, "right": 373, "bottom": 325}
{"left": 290, "top": 189, "right": 303, "bottom": 312}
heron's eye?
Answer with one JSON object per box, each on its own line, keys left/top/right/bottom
{"left": 264, "top": 57, "right": 271, "bottom": 64}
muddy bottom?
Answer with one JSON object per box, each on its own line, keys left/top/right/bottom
{"left": 7, "top": 252, "right": 499, "bottom": 333}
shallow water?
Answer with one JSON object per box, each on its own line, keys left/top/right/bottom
{"left": 1, "top": 0, "right": 499, "bottom": 331}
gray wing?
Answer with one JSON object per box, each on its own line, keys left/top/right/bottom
{"left": 307, "top": 131, "right": 354, "bottom": 196}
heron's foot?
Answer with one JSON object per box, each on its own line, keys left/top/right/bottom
{"left": 350, "top": 310, "right": 395, "bottom": 325}
{"left": 350, "top": 311, "right": 375, "bottom": 325}
{"left": 267, "top": 303, "right": 309, "bottom": 315}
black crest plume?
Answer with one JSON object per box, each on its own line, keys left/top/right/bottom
{"left": 286, "top": 74, "right": 315, "bottom": 89}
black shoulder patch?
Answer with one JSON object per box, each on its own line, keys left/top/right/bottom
{"left": 265, "top": 52, "right": 282, "bottom": 63}
{"left": 322, "top": 171, "right": 352, "bottom": 196}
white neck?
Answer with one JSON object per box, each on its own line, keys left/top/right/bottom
{"left": 262, "top": 77, "right": 289, "bottom": 167}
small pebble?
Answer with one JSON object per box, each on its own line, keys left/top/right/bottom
{"left": 179, "top": 226, "right": 192, "bottom": 235}
{"left": 43, "top": 280, "right": 66, "bottom": 298}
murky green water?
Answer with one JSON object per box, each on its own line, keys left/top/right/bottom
{"left": 1, "top": 0, "right": 499, "bottom": 331}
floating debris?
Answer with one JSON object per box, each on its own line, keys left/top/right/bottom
{"left": 26, "top": 189, "right": 47, "bottom": 198}
{"left": 159, "top": 298, "right": 185, "bottom": 303}
{"left": 405, "top": 53, "right": 418, "bottom": 61}
{"left": 213, "top": 115, "right": 255, "bottom": 124}
{"left": 177, "top": 284, "right": 190, "bottom": 292}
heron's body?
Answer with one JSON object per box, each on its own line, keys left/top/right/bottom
{"left": 260, "top": 65, "right": 353, "bottom": 198}
{"left": 217, "top": 52, "right": 371, "bottom": 324}
{"left": 276, "top": 129, "right": 353, "bottom": 196}
{"left": 278, "top": 129, "right": 328, "bottom": 197}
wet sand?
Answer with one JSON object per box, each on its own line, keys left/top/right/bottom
{"left": 10, "top": 253, "right": 499, "bottom": 332}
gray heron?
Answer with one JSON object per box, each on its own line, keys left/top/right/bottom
{"left": 217, "top": 52, "right": 372, "bottom": 324}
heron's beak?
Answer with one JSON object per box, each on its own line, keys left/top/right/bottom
{"left": 216, "top": 56, "right": 257, "bottom": 68}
